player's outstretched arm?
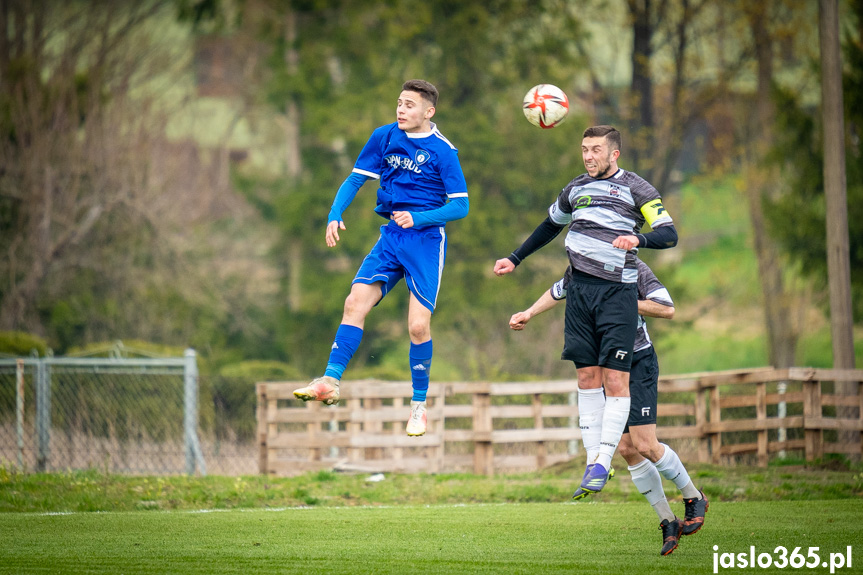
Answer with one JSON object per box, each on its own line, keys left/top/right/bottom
{"left": 638, "top": 299, "right": 674, "bottom": 319}
{"left": 326, "top": 172, "right": 371, "bottom": 246}
{"left": 510, "top": 289, "right": 561, "bottom": 330}
{"left": 326, "top": 220, "right": 346, "bottom": 247}
{"left": 496, "top": 217, "right": 566, "bottom": 275}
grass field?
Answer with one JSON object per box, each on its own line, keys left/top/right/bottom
{"left": 1, "top": 499, "right": 861, "bottom": 574}
{"left": 1, "top": 460, "right": 862, "bottom": 574}
{"left": 2, "top": 460, "right": 862, "bottom": 512}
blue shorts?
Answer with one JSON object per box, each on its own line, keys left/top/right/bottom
{"left": 353, "top": 222, "right": 447, "bottom": 313}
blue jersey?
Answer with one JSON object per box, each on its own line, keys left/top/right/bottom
{"left": 352, "top": 122, "right": 468, "bottom": 223}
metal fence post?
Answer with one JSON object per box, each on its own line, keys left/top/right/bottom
{"left": 16, "top": 359, "right": 24, "bottom": 470}
{"left": 184, "top": 348, "right": 206, "bottom": 475}
{"left": 184, "top": 349, "right": 196, "bottom": 475}
{"left": 35, "top": 357, "right": 51, "bottom": 472}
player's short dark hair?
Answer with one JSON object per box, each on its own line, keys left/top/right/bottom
{"left": 402, "top": 79, "right": 438, "bottom": 107}
{"left": 583, "top": 125, "right": 622, "bottom": 152}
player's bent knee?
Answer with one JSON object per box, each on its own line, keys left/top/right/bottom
{"left": 631, "top": 435, "right": 661, "bottom": 460}
{"left": 344, "top": 291, "right": 377, "bottom": 319}
{"left": 602, "top": 369, "right": 630, "bottom": 396}
{"left": 407, "top": 320, "right": 431, "bottom": 342}
{"left": 635, "top": 442, "right": 654, "bottom": 459}
{"left": 618, "top": 441, "right": 638, "bottom": 461}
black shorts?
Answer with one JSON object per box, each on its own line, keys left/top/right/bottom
{"left": 561, "top": 272, "right": 638, "bottom": 372}
{"left": 624, "top": 347, "right": 659, "bottom": 432}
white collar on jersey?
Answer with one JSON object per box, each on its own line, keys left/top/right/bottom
{"left": 406, "top": 122, "right": 437, "bottom": 139}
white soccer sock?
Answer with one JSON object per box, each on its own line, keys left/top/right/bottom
{"left": 629, "top": 459, "right": 675, "bottom": 522}
{"left": 577, "top": 388, "right": 605, "bottom": 463}
{"left": 595, "top": 396, "right": 630, "bottom": 470}
{"left": 654, "top": 443, "right": 701, "bottom": 499}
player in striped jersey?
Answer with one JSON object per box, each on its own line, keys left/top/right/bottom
{"left": 495, "top": 125, "right": 677, "bottom": 494}
{"left": 509, "top": 259, "right": 707, "bottom": 556}
{"left": 293, "top": 80, "right": 469, "bottom": 437}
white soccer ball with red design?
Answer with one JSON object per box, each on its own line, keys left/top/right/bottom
{"left": 522, "top": 84, "right": 569, "bottom": 129}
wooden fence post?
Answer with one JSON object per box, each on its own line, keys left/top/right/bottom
{"left": 433, "top": 386, "right": 446, "bottom": 473}
{"left": 533, "top": 393, "right": 546, "bottom": 469}
{"left": 859, "top": 380, "right": 863, "bottom": 460}
{"left": 307, "top": 401, "right": 322, "bottom": 462}
{"left": 348, "top": 397, "right": 362, "bottom": 463}
{"left": 803, "top": 379, "right": 823, "bottom": 462}
{"left": 256, "top": 383, "right": 268, "bottom": 474}
{"left": 709, "top": 385, "right": 721, "bottom": 464}
{"left": 756, "top": 382, "right": 768, "bottom": 467}
{"left": 695, "top": 387, "right": 708, "bottom": 463}
{"left": 473, "top": 387, "right": 493, "bottom": 476}
{"left": 366, "top": 398, "right": 383, "bottom": 461}
{"left": 392, "top": 397, "right": 405, "bottom": 466}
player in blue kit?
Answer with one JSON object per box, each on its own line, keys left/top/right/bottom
{"left": 293, "top": 80, "right": 469, "bottom": 437}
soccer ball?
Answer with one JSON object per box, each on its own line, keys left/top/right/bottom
{"left": 522, "top": 84, "right": 569, "bottom": 129}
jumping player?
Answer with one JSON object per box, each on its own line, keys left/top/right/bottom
{"left": 494, "top": 125, "right": 677, "bottom": 495}
{"left": 293, "top": 80, "right": 469, "bottom": 437}
{"left": 509, "top": 260, "right": 708, "bottom": 556}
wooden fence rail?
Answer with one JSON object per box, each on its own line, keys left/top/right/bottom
{"left": 256, "top": 367, "right": 863, "bottom": 477}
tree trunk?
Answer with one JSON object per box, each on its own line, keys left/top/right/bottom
{"left": 747, "top": 5, "right": 800, "bottom": 372}
{"left": 819, "top": 0, "right": 857, "bottom": 457}
{"left": 284, "top": 9, "right": 302, "bottom": 181}
{"left": 819, "top": 0, "right": 855, "bottom": 370}
{"left": 284, "top": 8, "right": 303, "bottom": 311}
{"left": 627, "top": 0, "right": 654, "bottom": 172}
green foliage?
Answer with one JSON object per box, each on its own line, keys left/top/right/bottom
{"left": 0, "top": 331, "right": 47, "bottom": 357}
{"left": 764, "top": 7, "right": 863, "bottom": 321}
{"left": 5, "top": 2, "right": 857, "bottom": 383}
{"left": 217, "top": 360, "right": 304, "bottom": 381}
{"left": 65, "top": 339, "right": 187, "bottom": 358}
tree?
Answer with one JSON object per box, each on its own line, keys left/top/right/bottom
{"left": 819, "top": 0, "right": 855, "bottom": 370}
{"left": 741, "top": 2, "right": 805, "bottom": 371}
{"left": 765, "top": 0, "right": 863, "bottom": 325}
{"left": 0, "top": 1, "right": 173, "bottom": 333}
{"left": 0, "top": 1, "right": 277, "bottom": 356}
{"left": 620, "top": 0, "right": 743, "bottom": 192}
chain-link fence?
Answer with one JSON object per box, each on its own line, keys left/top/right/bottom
{"left": 0, "top": 349, "right": 258, "bottom": 476}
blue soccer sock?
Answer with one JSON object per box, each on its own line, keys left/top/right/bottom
{"left": 409, "top": 340, "right": 433, "bottom": 402}
{"left": 323, "top": 324, "right": 363, "bottom": 380}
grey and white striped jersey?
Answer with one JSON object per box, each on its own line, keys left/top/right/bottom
{"left": 551, "top": 259, "right": 673, "bottom": 352}
{"left": 548, "top": 169, "right": 674, "bottom": 283}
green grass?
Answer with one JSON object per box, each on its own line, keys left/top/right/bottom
{"left": 2, "top": 460, "right": 862, "bottom": 513}
{"left": 1, "top": 462, "right": 861, "bottom": 573}
{"left": 1, "top": 500, "right": 861, "bottom": 574}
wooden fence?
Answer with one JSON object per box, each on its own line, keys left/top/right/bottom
{"left": 256, "top": 367, "right": 863, "bottom": 476}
